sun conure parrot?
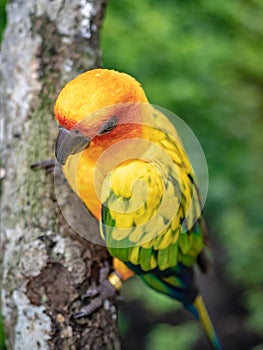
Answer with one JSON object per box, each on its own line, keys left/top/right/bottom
{"left": 54, "top": 68, "right": 221, "bottom": 350}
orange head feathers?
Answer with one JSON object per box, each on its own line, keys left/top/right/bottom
{"left": 54, "top": 68, "right": 148, "bottom": 130}
{"left": 54, "top": 68, "right": 150, "bottom": 165}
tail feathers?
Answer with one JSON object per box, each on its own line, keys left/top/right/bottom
{"left": 185, "top": 295, "right": 222, "bottom": 350}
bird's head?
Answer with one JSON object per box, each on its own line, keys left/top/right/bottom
{"left": 54, "top": 69, "right": 149, "bottom": 165}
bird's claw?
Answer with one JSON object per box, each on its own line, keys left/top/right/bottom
{"left": 74, "top": 279, "right": 117, "bottom": 318}
{"left": 74, "top": 296, "right": 103, "bottom": 318}
{"left": 81, "top": 281, "right": 98, "bottom": 300}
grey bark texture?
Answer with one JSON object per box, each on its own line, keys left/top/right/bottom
{"left": 0, "top": 0, "right": 121, "bottom": 349}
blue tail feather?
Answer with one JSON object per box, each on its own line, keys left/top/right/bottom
{"left": 185, "top": 296, "right": 222, "bottom": 350}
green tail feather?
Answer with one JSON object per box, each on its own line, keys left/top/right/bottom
{"left": 186, "top": 295, "right": 222, "bottom": 350}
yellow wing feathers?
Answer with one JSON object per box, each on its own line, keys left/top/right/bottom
{"left": 101, "top": 115, "right": 204, "bottom": 271}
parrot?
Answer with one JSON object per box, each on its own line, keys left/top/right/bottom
{"left": 54, "top": 68, "right": 222, "bottom": 350}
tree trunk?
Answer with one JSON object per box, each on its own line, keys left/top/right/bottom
{"left": 0, "top": 0, "right": 121, "bottom": 349}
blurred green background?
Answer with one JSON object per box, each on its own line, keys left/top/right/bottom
{"left": 1, "top": 0, "right": 263, "bottom": 349}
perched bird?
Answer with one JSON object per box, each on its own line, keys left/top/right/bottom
{"left": 54, "top": 68, "right": 221, "bottom": 349}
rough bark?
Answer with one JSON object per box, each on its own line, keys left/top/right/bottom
{"left": 0, "top": 0, "right": 121, "bottom": 349}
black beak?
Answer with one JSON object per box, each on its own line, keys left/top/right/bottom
{"left": 55, "top": 127, "right": 90, "bottom": 165}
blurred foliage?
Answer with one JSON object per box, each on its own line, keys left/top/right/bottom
{"left": 146, "top": 323, "right": 199, "bottom": 350}
{"left": 252, "top": 346, "right": 263, "bottom": 350}
{"left": 0, "top": 0, "right": 7, "bottom": 41}
{"left": 122, "top": 278, "right": 180, "bottom": 314}
{"left": 0, "top": 313, "right": 5, "bottom": 350}
{"left": 244, "top": 289, "right": 263, "bottom": 336}
{"left": 119, "top": 280, "right": 200, "bottom": 349}
{"left": 102, "top": 0, "right": 263, "bottom": 346}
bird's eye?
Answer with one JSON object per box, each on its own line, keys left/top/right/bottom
{"left": 98, "top": 116, "right": 118, "bottom": 135}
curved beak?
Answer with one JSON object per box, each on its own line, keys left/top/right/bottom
{"left": 55, "top": 127, "right": 90, "bottom": 165}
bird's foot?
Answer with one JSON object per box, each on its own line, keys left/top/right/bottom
{"left": 74, "top": 278, "right": 118, "bottom": 318}
{"left": 74, "top": 262, "right": 122, "bottom": 318}
{"left": 80, "top": 261, "right": 111, "bottom": 301}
